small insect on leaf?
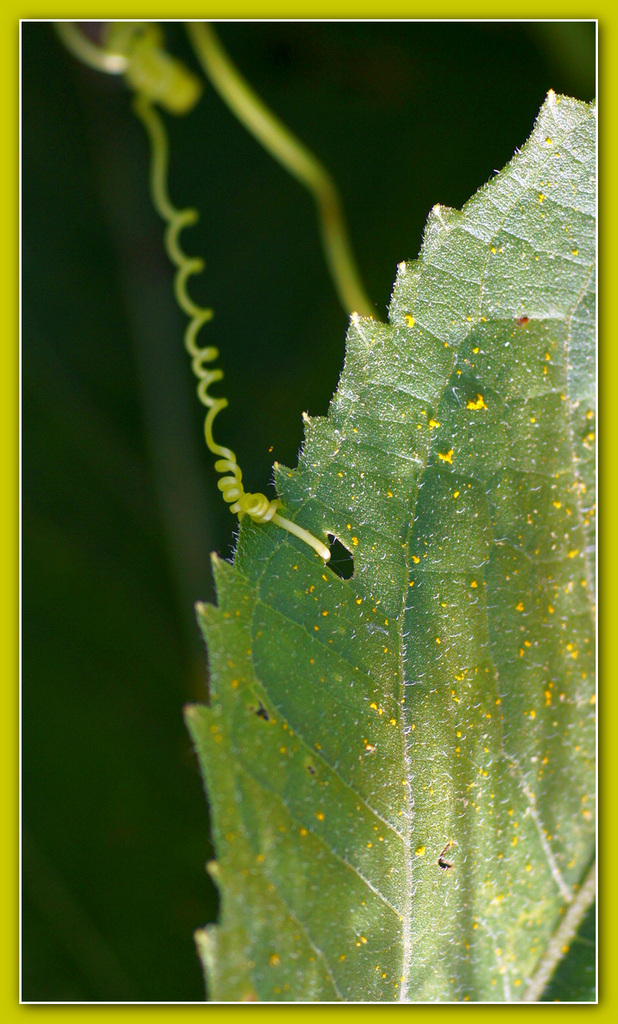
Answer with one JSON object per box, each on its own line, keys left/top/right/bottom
{"left": 437, "top": 841, "right": 458, "bottom": 871}
{"left": 254, "top": 701, "right": 270, "bottom": 721}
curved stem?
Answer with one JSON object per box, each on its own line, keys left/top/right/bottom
{"left": 272, "top": 513, "right": 331, "bottom": 562}
{"left": 186, "top": 22, "right": 375, "bottom": 320}
{"left": 54, "top": 22, "right": 128, "bottom": 74}
{"left": 133, "top": 94, "right": 330, "bottom": 561}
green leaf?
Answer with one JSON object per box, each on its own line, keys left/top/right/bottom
{"left": 185, "top": 91, "right": 596, "bottom": 1002}
{"left": 540, "top": 895, "right": 596, "bottom": 1002}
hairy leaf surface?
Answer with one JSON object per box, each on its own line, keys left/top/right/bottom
{"left": 185, "top": 92, "right": 596, "bottom": 1002}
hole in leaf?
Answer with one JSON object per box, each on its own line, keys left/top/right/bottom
{"left": 326, "top": 535, "right": 355, "bottom": 580}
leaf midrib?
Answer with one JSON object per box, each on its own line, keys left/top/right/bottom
{"left": 391, "top": 103, "right": 595, "bottom": 1001}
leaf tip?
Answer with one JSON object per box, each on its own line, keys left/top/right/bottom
{"left": 183, "top": 702, "right": 208, "bottom": 728}
{"left": 206, "top": 859, "right": 220, "bottom": 881}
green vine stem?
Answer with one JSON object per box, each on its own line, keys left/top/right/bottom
{"left": 55, "top": 21, "right": 332, "bottom": 563}
{"left": 132, "top": 93, "right": 331, "bottom": 560}
{"left": 187, "top": 21, "right": 375, "bottom": 320}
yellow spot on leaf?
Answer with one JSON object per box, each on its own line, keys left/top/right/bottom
{"left": 438, "top": 449, "right": 454, "bottom": 464}
{"left": 466, "top": 394, "right": 488, "bottom": 411}
{"left": 405, "top": 314, "right": 415, "bottom": 327}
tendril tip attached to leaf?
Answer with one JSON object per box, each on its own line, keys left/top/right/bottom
{"left": 55, "top": 21, "right": 332, "bottom": 563}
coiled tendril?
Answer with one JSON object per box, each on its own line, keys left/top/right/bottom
{"left": 56, "top": 20, "right": 331, "bottom": 562}
{"left": 132, "top": 94, "right": 330, "bottom": 560}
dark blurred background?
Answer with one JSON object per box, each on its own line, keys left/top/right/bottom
{"left": 21, "top": 20, "right": 595, "bottom": 1002}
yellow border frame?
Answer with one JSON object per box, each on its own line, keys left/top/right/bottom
{"left": 9, "top": 3, "right": 608, "bottom": 1020}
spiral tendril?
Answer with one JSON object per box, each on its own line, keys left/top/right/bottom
{"left": 56, "top": 21, "right": 332, "bottom": 561}
{"left": 132, "top": 92, "right": 331, "bottom": 562}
